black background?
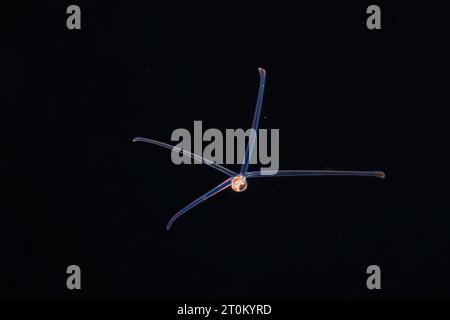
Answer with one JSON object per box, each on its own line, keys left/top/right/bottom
{"left": 1, "top": 0, "right": 449, "bottom": 300}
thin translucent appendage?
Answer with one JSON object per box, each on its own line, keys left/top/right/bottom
{"left": 245, "top": 170, "right": 386, "bottom": 179}
{"left": 166, "top": 178, "right": 233, "bottom": 230}
{"left": 133, "top": 137, "right": 237, "bottom": 177}
{"left": 241, "top": 68, "right": 266, "bottom": 175}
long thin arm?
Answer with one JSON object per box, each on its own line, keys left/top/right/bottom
{"left": 240, "top": 67, "right": 266, "bottom": 175}
{"left": 133, "top": 137, "right": 237, "bottom": 177}
{"left": 166, "top": 178, "right": 233, "bottom": 230}
{"left": 245, "top": 170, "right": 386, "bottom": 179}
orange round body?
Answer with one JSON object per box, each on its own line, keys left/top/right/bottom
{"left": 231, "top": 176, "right": 247, "bottom": 192}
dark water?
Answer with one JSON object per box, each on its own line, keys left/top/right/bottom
{"left": 1, "top": 1, "right": 449, "bottom": 300}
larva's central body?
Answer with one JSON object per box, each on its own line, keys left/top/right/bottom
{"left": 231, "top": 175, "right": 247, "bottom": 192}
